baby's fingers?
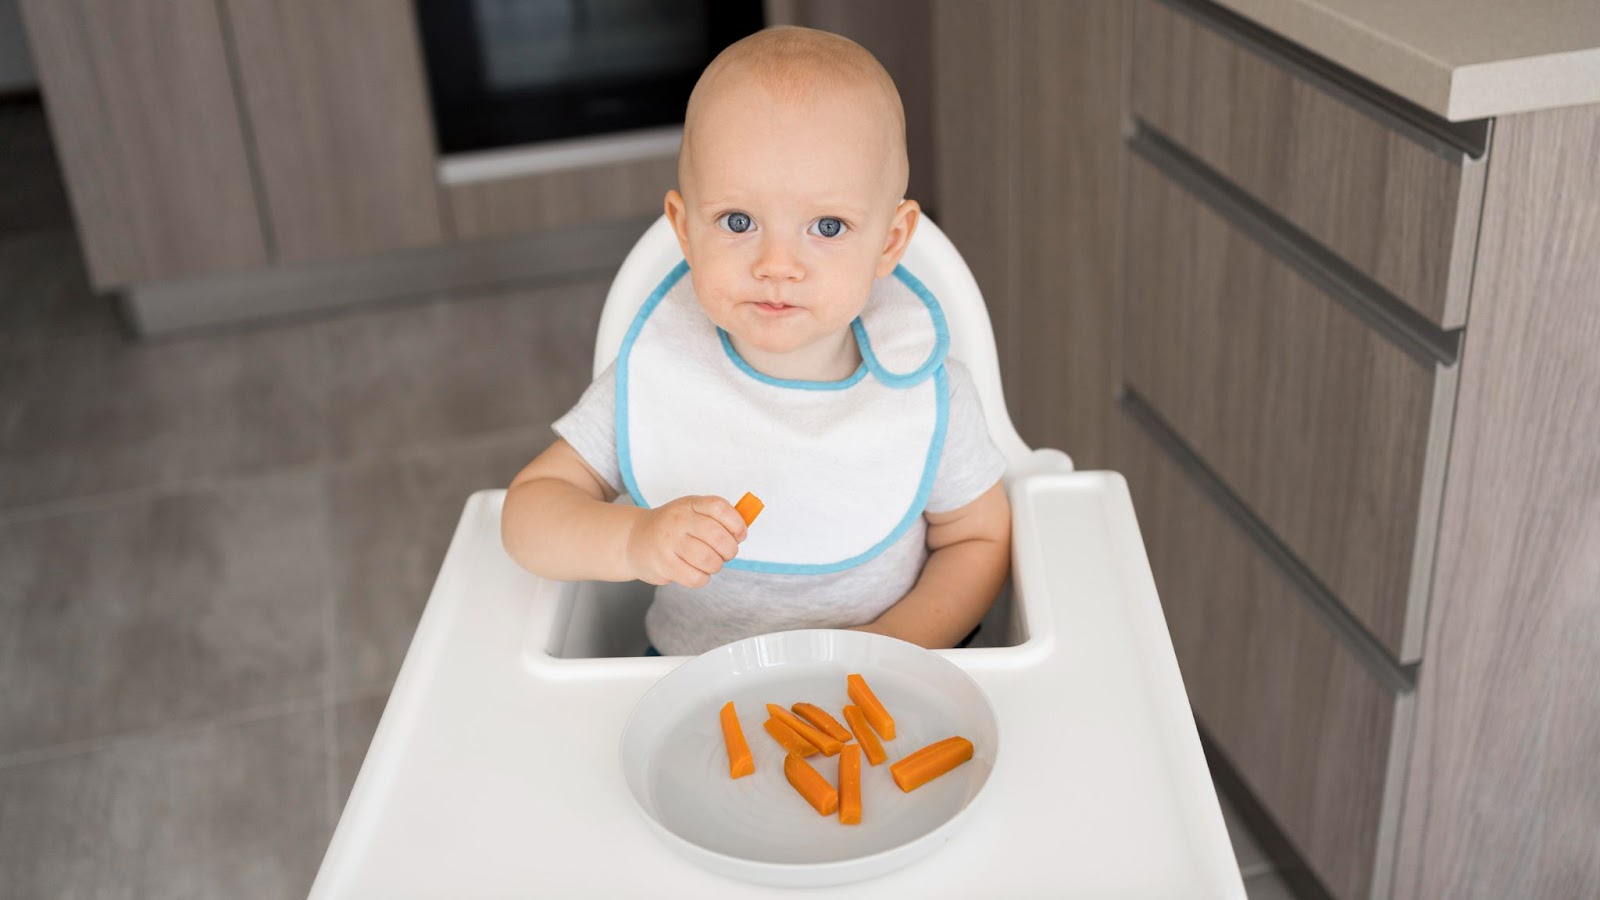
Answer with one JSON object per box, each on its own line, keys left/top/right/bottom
{"left": 690, "top": 496, "right": 749, "bottom": 543}
{"left": 670, "top": 552, "right": 713, "bottom": 589}
{"left": 689, "top": 518, "right": 740, "bottom": 563}
{"left": 679, "top": 538, "right": 728, "bottom": 576}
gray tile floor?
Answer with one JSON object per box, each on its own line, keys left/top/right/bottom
{"left": 0, "top": 100, "right": 1304, "bottom": 898}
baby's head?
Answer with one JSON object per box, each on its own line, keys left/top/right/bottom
{"left": 664, "top": 27, "right": 919, "bottom": 369}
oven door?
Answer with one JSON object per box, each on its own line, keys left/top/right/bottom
{"left": 416, "top": 0, "right": 765, "bottom": 155}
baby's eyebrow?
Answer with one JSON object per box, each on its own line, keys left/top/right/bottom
{"left": 696, "top": 198, "right": 869, "bottom": 220}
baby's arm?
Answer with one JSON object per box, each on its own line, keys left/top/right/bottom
{"left": 501, "top": 438, "right": 748, "bottom": 586}
{"left": 857, "top": 481, "right": 1012, "bottom": 648}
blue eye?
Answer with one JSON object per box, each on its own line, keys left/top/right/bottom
{"left": 810, "top": 217, "right": 847, "bottom": 238}
{"left": 718, "top": 212, "right": 753, "bottom": 234}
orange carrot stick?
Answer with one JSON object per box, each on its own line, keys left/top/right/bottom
{"left": 890, "top": 736, "right": 974, "bottom": 792}
{"left": 838, "top": 744, "right": 862, "bottom": 824}
{"left": 784, "top": 753, "right": 839, "bottom": 816}
{"left": 719, "top": 701, "right": 754, "bottom": 779}
{"left": 767, "top": 704, "right": 843, "bottom": 756}
{"left": 842, "top": 704, "right": 887, "bottom": 766}
{"left": 734, "top": 492, "right": 764, "bottom": 526}
{"left": 791, "top": 702, "right": 852, "bottom": 743}
{"left": 846, "top": 673, "right": 896, "bottom": 740}
{"left": 763, "top": 717, "right": 818, "bottom": 757}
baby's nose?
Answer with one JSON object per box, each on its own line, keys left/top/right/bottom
{"left": 752, "top": 237, "right": 804, "bottom": 281}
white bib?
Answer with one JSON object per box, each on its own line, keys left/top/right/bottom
{"left": 616, "top": 261, "right": 950, "bottom": 575}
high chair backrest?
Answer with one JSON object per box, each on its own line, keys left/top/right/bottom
{"left": 594, "top": 215, "right": 1040, "bottom": 471}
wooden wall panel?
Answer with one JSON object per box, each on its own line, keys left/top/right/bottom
{"left": 1015, "top": 0, "right": 1127, "bottom": 468}
{"left": 932, "top": 1, "right": 1019, "bottom": 423}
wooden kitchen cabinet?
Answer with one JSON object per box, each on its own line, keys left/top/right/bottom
{"left": 1131, "top": 0, "right": 1486, "bottom": 329}
{"left": 19, "top": 0, "right": 665, "bottom": 314}
{"left": 932, "top": 0, "right": 1600, "bottom": 896}
{"left": 1123, "top": 154, "right": 1453, "bottom": 663}
{"left": 222, "top": 0, "right": 447, "bottom": 263}
{"left": 1110, "top": 2, "right": 1600, "bottom": 898}
{"left": 444, "top": 154, "right": 678, "bottom": 242}
{"left": 18, "top": 0, "right": 268, "bottom": 288}
{"left": 1117, "top": 404, "right": 1411, "bottom": 900}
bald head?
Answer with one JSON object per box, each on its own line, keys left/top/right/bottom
{"left": 680, "top": 26, "right": 909, "bottom": 202}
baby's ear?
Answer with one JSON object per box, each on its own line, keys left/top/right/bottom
{"left": 664, "top": 190, "right": 694, "bottom": 265}
{"left": 875, "top": 199, "right": 921, "bottom": 278}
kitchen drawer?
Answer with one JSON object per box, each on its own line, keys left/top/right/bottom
{"left": 1123, "top": 156, "right": 1455, "bottom": 663}
{"left": 1117, "top": 412, "right": 1411, "bottom": 900}
{"left": 443, "top": 154, "right": 677, "bottom": 243}
{"left": 1131, "top": 0, "right": 1487, "bottom": 329}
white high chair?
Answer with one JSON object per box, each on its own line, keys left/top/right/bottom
{"left": 312, "top": 217, "right": 1247, "bottom": 898}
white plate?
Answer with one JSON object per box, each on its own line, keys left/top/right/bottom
{"left": 619, "top": 629, "right": 999, "bottom": 888}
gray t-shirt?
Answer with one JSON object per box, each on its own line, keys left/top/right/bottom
{"left": 553, "top": 358, "right": 1006, "bottom": 655}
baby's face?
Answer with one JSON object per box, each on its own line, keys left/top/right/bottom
{"left": 665, "top": 80, "right": 917, "bottom": 360}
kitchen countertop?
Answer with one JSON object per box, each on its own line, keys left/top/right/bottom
{"left": 1213, "top": 0, "right": 1600, "bottom": 121}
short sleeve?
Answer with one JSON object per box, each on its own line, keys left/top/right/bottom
{"left": 551, "top": 361, "right": 624, "bottom": 495}
{"left": 925, "top": 360, "right": 1008, "bottom": 513}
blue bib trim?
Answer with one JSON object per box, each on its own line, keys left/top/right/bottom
{"left": 723, "top": 364, "right": 948, "bottom": 575}
{"left": 614, "top": 259, "right": 950, "bottom": 576}
{"left": 717, "top": 329, "right": 869, "bottom": 390}
{"left": 853, "top": 265, "right": 951, "bottom": 388}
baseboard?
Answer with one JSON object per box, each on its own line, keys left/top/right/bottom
{"left": 121, "top": 216, "right": 654, "bottom": 337}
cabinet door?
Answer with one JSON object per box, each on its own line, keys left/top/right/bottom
{"left": 1117, "top": 409, "right": 1410, "bottom": 900}
{"left": 1124, "top": 157, "right": 1452, "bottom": 663}
{"left": 1131, "top": 0, "right": 1486, "bottom": 330}
{"left": 223, "top": 1, "right": 445, "bottom": 263}
{"left": 19, "top": 0, "right": 268, "bottom": 288}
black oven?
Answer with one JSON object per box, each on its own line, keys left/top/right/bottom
{"left": 415, "top": 0, "right": 765, "bottom": 156}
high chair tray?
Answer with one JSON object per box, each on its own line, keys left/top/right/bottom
{"left": 311, "top": 471, "right": 1245, "bottom": 898}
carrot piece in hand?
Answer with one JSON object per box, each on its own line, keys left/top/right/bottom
{"left": 763, "top": 717, "right": 819, "bottom": 757}
{"left": 719, "top": 701, "right": 754, "bottom": 779}
{"left": 843, "top": 704, "right": 887, "bottom": 766}
{"left": 767, "top": 704, "right": 843, "bottom": 756}
{"left": 784, "top": 753, "right": 839, "bottom": 816}
{"left": 791, "top": 702, "right": 852, "bottom": 743}
{"left": 734, "top": 492, "right": 764, "bottom": 526}
{"left": 890, "top": 736, "right": 974, "bottom": 792}
{"left": 846, "top": 673, "right": 896, "bottom": 740}
{"left": 838, "top": 744, "right": 862, "bottom": 824}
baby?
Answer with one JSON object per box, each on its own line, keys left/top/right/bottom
{"left": 502, "top": 26, "right": 1011, "bottom": 656}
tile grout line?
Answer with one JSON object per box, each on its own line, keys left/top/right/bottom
{"left": 0, "top": 683, "right": 397, "bottom": 773}
{"left": 0, "top": 420, "right": 557, "bottom": 527}
{"left": 0, "top": 693, "right": 325, "bottom": 771}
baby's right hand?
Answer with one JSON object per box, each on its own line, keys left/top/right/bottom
{"left": 625, "top": 495, "right": 748, "bottom": 588}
